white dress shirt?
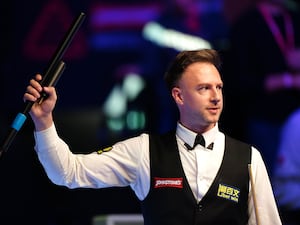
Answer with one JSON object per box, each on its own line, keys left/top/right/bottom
{"left": 34, "top": 122, "right": 282, "bottom": 225}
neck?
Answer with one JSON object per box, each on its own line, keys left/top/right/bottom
{"left": 179, "top": 120, "right": 216, "bottom": 134}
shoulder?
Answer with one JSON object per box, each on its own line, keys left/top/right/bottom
{"left": 225, "top": 135, "right": 251, "bottom": 149}
{"left": 148, "top": 130, "right": 176, "bottom": 148}
{"left": 225, "top": 135, "right": 261, "bottom": 153}
{"left": 149, "top": 130, "right": 176, "bottom": 139}
{"left": 116, "top": 133, "right": 150, "bottom": 145}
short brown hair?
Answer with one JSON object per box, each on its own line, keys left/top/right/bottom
{"left": 164, "top": 49, "right": 222, "bottom": 92}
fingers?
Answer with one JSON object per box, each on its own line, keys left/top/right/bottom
{"left": 24, "top": 79, "right": 42, "bottom": 102}
{"left": 43, "top": 86, "right": 57, "bottom": 102}
{"left": 35, "top": 74, "right": 42, "bottom": 82}
{"left": 23, "top": 74, "right": 50, "bottom": 102}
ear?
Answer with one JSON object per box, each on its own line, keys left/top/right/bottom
{"left": 171, "top": 87, "right": 183, "bottom": 105}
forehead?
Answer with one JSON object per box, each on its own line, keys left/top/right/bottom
{"left": 182, "top": 62, "right": 222, "bottom": 82}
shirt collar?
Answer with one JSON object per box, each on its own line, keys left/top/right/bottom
{"left": 176, "top": 122, "right": 219, "bottom": 149}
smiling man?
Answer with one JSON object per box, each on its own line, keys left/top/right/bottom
{"left": 24, "top": 49, "right": 281, "bottom": 225}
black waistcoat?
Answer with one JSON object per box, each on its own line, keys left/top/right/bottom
{"left": 141, "top": 131, "right": 251, "bottom": 225}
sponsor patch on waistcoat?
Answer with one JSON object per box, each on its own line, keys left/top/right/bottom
{"left": 154, "top": 177, "right": 183, "bottom": 188}
{"left": 217, "top": 183, "right": 240, "bottom": 203}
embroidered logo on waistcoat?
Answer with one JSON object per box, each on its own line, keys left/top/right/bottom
{"left": 217, "top": 183, "right": 240, "bottom": 203}
{"left": 154, "top": 177, "right": 183, "bottom": 188}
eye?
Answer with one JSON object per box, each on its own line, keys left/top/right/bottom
{"left": 198, "top": 85, "right": 209, "bottom": 91}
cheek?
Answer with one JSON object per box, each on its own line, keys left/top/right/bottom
{"left": 186, "top": 94, "right": 204, "bottom": 107}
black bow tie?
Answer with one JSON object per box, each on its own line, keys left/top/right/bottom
{"left": 194, "top": 134, "right": 206, "bottom": 148}
{"left": 184, "top": 134, "right": 214, "bottom": 150}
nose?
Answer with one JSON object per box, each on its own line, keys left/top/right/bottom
{"left": 211, "top": 88, "right": 222, "bottom": 104}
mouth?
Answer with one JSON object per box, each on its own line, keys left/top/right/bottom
{"left": 207, "top": 107, "right": 220, "bottom": 114}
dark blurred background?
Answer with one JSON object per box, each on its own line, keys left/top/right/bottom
{"left": 1, "top": 0, "right": 300, "bottom": 224}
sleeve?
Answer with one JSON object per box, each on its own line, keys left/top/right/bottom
{"left": 34, "top": 123, "right": 149, "bottom": 190}
{"left": 247, "top": 147, "right": 282, "bottom": 225}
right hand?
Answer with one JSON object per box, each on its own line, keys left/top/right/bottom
{"left": 23, "top": 74, "right": 57, "bottom": 131}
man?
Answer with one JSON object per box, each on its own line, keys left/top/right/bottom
{"left": 24, "top": 49, "right": 281, "bottom": 225}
